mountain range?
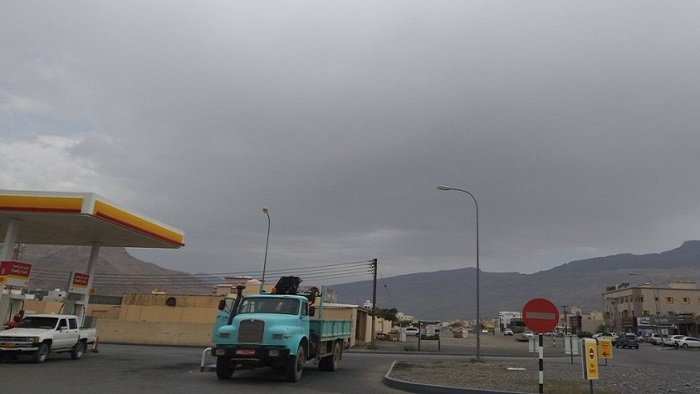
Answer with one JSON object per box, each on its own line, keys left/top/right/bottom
{"left": 8, "top": 241, "right": 700, "bottom": 321}
{"left": 332, "top": 241, "right": 700, "bottom": 321}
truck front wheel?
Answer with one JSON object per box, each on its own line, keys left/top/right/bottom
{"left": 216, "top": 356, "right": 235, "bottom": 380}
{"left": 33, "top": 343, "right": 50, "bottom": 363}
{"left": 286, "top": 344, "right": 305, "bottom": 382}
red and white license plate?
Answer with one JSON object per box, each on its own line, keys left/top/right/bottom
{"left": 235, "top": 349, "right": 256, "bottom": 355}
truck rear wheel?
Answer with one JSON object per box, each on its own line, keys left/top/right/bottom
{"left": 216, "top": 356, "right": 235, "bottom": 380}
{"left": 71, "top": 341, "right": 85, "bottom": 360}
{"left": 319, "top": 341, "right": 341, "bottom": 371}
{"left": 286, "top": 344, "right": 304, "bottom": 382}
{"left": 33, "top": 343, "right": 50, "bottom": 363}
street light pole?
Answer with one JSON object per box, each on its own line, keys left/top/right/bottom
{"left": 437, "top": 185, "right": 480, "bottom": 360}
{"left": 260, "top": 208, "right": 271, "bottom": 293}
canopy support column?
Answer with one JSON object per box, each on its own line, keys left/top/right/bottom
{"left": 0, "top": 219, "right": 22, "bottom": 261}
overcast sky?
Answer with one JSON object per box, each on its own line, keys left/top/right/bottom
{"left": 2, "top": 2, "right": 700, "bottom": 284}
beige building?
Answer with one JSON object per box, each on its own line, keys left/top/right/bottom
{"left": 85, "top": 292, "right": 368, "bottom": 347}
{"left": 602, "top": 280, "right": 700, "bottom": 336}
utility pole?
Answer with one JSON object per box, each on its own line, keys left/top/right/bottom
{"left": 560, "top": 305, "right": 569, "bottom": 335}
{"left": 371, "top": 258, "right": 378, "bottom": 347}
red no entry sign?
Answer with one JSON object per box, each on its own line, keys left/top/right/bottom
{"left": 522, "top": 298, "right": 559, "bottom": 333}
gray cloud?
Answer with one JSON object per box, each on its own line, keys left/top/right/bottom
{"left": 2, "top": 2, "right": 700, "bottom": 283}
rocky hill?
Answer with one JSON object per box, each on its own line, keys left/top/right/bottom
{"left": 16, "top": 244, "right": 212, "bottom": 295}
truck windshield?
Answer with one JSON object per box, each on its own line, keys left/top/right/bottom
{"left": 239, "top": 298, "right": 300, "bottom": 315}
{"left": 18, "top": 316, "right": 58, "bottom": 330}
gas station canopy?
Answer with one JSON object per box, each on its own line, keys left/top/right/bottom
{"left": 0, "top": 191, "right": 184, "bottom": 248}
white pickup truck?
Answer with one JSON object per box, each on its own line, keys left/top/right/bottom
{"left": 0, "top": 314, "right": 97, "bottom": 363}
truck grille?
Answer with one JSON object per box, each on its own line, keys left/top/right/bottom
{"left": 0, "top": 336, "right": 28, "bottom": 342}
{"left": 238, "top": 320, "right": 264, "bottom": 343}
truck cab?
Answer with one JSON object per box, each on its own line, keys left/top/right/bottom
{"left": 214, "top": 294, "right": 311, "bottom": 358}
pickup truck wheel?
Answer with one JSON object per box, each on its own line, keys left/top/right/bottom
{"left": 33, "top": 343, "right": 50, "bottom": 363}
{"left": 216, "top": 356, "right": 235, "bottom": 380}
{"left": 319, "top": 341, "right": 341, "bottom": 372}
{"left": 286, "top": 344, "right": 304, "bottom": 382}
{"left": 71, "top": 341, "right": 85, "bottom": 360}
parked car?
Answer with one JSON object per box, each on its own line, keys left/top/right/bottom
{"left": 503, "top": 329, "right": 514, "bottom": 336}
{"left": 616, "top": 333, "right": 639, "bottom": 349}
{"left": 648, "top": 333, "right": 663, "bottom": 345}
{"left": 404, "top": 327, "right": 420, "bottom": 337}
{"left": 593, "top": 332, "right": 617, "bottom": 344}
{"left": 522, "top": 331, "right": 534, "bottom": 339}
{"left": 663, "top": 335, "right": 687, "bottom": 347}
{"left": 577, "top": 331, "right": 593, "bottom": 338}
{"left": 676, "top": 336, "right": 700, "bottom": 348}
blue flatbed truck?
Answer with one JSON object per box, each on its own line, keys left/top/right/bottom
{"left": 205, "top": 278, "right": 352, "bottom": 382}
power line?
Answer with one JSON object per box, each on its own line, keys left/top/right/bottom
{"left": 27, "top": 259, "right": 376, "bottom": 291}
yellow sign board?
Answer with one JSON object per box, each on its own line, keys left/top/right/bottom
{"left": 582, "top": 339, "right": 599, "bottom": 380}
{"left": 598, "top": 339, "right": 613, "bottom": 359}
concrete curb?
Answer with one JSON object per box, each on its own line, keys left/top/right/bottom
{"left": 382, "top": 360, "right": 523, "bottom": 394}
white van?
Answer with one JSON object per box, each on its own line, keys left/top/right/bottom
{"left": 404, "top": 327, "right": 419, "bottom": 337}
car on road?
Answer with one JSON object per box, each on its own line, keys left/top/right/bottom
{"left": 663, "top": 335, "right": 686, "bottom": 347}
{"left": 577, "top": 331, "right": 593, "bottom": 338}
{"left": 676, "top": 336, "right": 700, "bottom": 348}
{"left": 404, "top": 327, "right": 419, "bottom": 337}
{"left": 592, "top": 332, "right": 616, "bottom": 339}
{"left": 593, "top": 332, "right": 618, "bottom": 344}
{"left": 522, "top": 330, "right": 534, "bottom": 339}
{"left": 503, "top": 329, "right": 513, "bottom": 336}
{"left": 616, "top": 333, "right": 639, "bottom": 349}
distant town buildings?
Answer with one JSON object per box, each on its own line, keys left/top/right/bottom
{"left": 603, "top": 280, "right": 699, "bottom": 336}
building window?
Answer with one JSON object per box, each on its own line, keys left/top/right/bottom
{"left": 682, "top": 297, "right": 690, "bottom": 304}
{"left": 665, "top": 297, "right": 674, "bottom": 304}
{"left": 639, "top": 296, "right": 644, "bottom": 303}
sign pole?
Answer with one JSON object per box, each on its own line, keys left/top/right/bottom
{"left": 538, "top": 334, "right": 544, "bottom": 393}
{"left": 522, "top": 298, "right": 560, "bottom": 394}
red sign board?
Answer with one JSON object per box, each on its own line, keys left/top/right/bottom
{"left": 522, "top": 298, "right": 559, "bottom": 333}
{"left": 0, "top": 261, "right": 32, "bottom": 287}
{"left": 68, "top": 271, "right": 90, "bottom": 294}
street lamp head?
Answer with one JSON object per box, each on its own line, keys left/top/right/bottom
{"left": 263, "top": 208, "right": 269, "bottom": 214}
{"left": 437, "top": 185, "right": 451, "bottom": 191}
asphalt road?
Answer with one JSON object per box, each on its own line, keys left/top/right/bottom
{"left": 1, "top": 335, "right": 696, "bottom": 394}
{"left": 0, "top": 344, "right": 406, "bottom": 394}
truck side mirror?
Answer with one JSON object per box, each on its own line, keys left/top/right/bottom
{"left": 218, "top": 300, "right": 226, "bottom": 311}
{"left": 309, "top": 306, "right": 316, "bottom": 317}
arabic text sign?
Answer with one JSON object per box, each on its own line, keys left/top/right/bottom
{"left": 0, "top": 261, "right": 32, "bottom": 287}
